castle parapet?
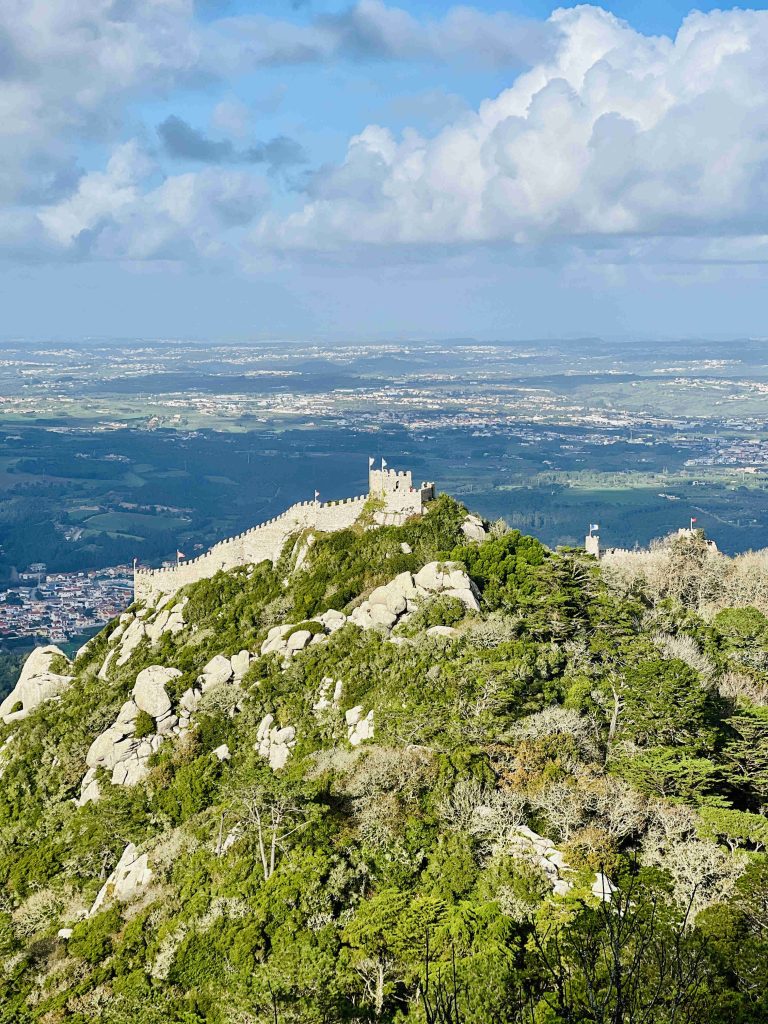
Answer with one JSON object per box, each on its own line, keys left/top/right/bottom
{"left": 134, "top": 462, "right": 433, "bottom": 605}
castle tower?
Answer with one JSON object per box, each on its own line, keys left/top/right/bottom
{"left": 368, "top": 460, "right": 413, "bottom": 496}
{"left": 585, "top": 524, "right": 600, "bottom": 559}
{"left": 367, "top": 459, "right": 435, "bottom": 523}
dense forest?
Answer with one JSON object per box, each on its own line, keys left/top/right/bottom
{"left": 0, "top": 495, "right": 767, "bottom": 1023}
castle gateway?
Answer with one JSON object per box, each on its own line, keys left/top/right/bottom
{"left": 134, "top": 462, "right": 435, "bottom": 605}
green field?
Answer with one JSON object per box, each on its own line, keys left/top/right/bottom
{"left": 82, "top": 512, "right": 190, "bottom": 534}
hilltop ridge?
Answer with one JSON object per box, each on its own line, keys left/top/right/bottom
{"left": 0, "top": 487, "right": 767, "bottom": 1023}
{"left": 135, "top": 463, "right": 435, "bottom": 604}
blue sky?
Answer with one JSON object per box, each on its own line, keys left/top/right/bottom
{"left": 1, "top": 1, "right": 768, "bottom": 341}
{"left": 213, "top": 0, "right": 767, "bottom": 40}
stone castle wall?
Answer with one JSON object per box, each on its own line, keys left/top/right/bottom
{"left": 589, "top": 526, "right": 719, "bottom": 561}
{"left": 134, "top": 494, "right": 369, "bottom": 605}
{"left": 368, "top": 467, "right": 435, "bottom": 520}
{"left": 134, "top": 463, "right": 436, "bottom": 604}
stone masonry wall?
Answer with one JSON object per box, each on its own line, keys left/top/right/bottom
{"left": 368, "top": 467, "right": 435, "bottom": 521}
{"left": 135, "top": 495, "right": 368, "bottom": 604}
{"left": 134, "top": 463, "right": 437, "bottom": 605}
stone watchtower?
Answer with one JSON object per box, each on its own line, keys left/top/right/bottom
{"left": 368, "top": 462, "right": 435, "bottom": 524}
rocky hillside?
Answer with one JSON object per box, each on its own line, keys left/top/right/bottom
{"left": 0, "top": 495, "right": 767, "bottom": 1023}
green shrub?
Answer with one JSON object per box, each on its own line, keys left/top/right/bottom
{"left": 152, "top": 755, "right": 223, "bottom": 826}
{"left": 698, "top": 806, "right": 768, "bottom": 850}
{"left": 68, "top": 906, "right": 122, "bottom": 964}
{"left": 169, "top": 931, "right": 226, "bottom": 988}
{"left": 133, "top": 709, "right": 155, "bottom": 739}
{"left": 286, "top": 620, "right": 325, "bottom": 638}
{"left": 714, "top": 606, "right": 768, "bottom": 649}
{"left": 403, "top": 595, "right": 466, "bottom": 633}
{"left": 48, "top": 653, "right": 72, "bottom": 675}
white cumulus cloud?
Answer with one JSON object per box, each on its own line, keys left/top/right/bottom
{"left": 0, "top": 0, "right": 203, "bottom": 205}
{"left": 38, "top": 140, "right": 268, "bottom": 262}
{"left": 0, "top": 0, "right": 274, "bottom": 263}
{"left": 257, "top": 5, "right": 768, "bottom": 259}
{"left": 3, "top": 2, "right": 768, "bottom": 269}
{"left": 211, "top": 0, "right": 554, "bottom": 70}
{"left": 0, "top": 0, "right": 551, "bottom": 265}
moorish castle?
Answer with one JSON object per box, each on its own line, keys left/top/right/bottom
{"left": 585, "top": 526, "right": 718, "bottom": 560}
{"left": 134, "top": 462, "right": 435, "bottom": 604}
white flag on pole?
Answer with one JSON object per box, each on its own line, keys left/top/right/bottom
{"left": 368, "top": 456, "right": 375, "bottom": 467}
{"left": 381, "top": 458, "right": 387, "bottom": 469}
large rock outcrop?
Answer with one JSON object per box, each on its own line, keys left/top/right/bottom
{"left": 461, "top": 514, "right": 488, "bottom": 542}
{"left": 133, "top": 665, "right": 178, "bottom": 718}
{"left": 199, "top": 655, "right": 233, "bottom": 690}
{"left": 413, "top": 562, "right": 481, "bottom": 612}
{"left": 313, "top": 676, "right": 343, "bottom": 714}
{"left": 196, "top": 651, "right": 251, "bottom": 690}
{"left": 77, "top": 665, "right": 181, "bottom": 804}
{"left": 260, "top": 621, "right": 332, "bottom": 657}
{"left": 352, "top": 562, "right": 480, "bottom": 628}
{"left": 0, "top": 646, "right": 71, "bottom": 723}
{"left": 88, "top": 843, "right": 153, "bottom": 916}
{"left": 507, "top": 825, "right": 616, "bottom": 902}
{"left": 255, "top": 714, "right": 297, "bottom": 770}
{"left": 106, "top": 599, "right": 188, "bottom": 673}
{"left": 346, "top": 706, "right": 374, "bottom": 746}
{"left": 259, "top": 561, "right": 480, "bottom": 659}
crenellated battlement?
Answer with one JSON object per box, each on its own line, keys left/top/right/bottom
{"left": 134, "top": 461, "right": 434, "bottom": 604}
{"left": 368, "top": 465, "right": 435, "bottom": 512}
{"left": 135, "top": 494, "right": 368, "bottom": 582}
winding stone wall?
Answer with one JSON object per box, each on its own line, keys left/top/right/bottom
{"left": 135, "top": 495, "right": 369, "bottom": 604}
{"left": 134, "top": 462, "right": 437, "bottom": 605}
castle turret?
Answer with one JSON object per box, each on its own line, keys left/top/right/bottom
{"left": 368, "top": 460, "right": 435, "bottom": 524}
{"left": 585, "top": 525, "right": 600, "bottom": 559}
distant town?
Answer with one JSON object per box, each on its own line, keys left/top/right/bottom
{"left": 0, "top": 565, "right": 133, "bottom": 645}
{"left": 1, "top": 336, "right": 768, "bottom": 582}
